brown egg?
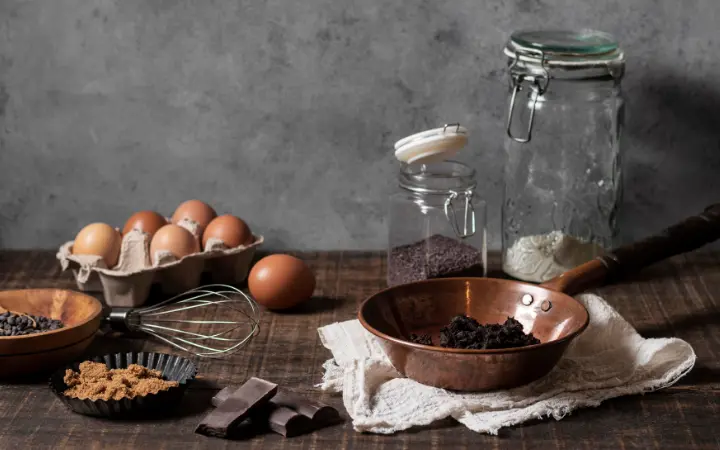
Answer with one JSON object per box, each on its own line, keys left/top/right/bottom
{"left": 73, "top": 223, "right": 122, "bottom": 268}
{"left": 150, "top": 224, "right": 200, "bottom": 261}
{"left": 202, "top": 215, "right": 253, "bottom": 250}
{"left": 122, "top": 210, "right": 167, "bottom": 238}
{"left": 248, "top": 254, "right": 316, "bottom": 310}
{"left": 171, "top": 200, "right": 217, "bottom": 232}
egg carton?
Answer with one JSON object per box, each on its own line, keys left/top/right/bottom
{"left": 56, "top": 219, "right": 263, "bottom": 307}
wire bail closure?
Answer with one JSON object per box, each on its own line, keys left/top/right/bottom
{"left": 444, "top": 190, "right": 476, "bottom": 238}
{"left": 506, "top": 48, "right": 550, "bottom": 144}
{"left": 443, "top": 122, "right": 461, "bottom": 133}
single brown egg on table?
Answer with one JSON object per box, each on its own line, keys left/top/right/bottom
{"left": 73, "top": 223, "right": 122, "bottom": 268}
{"left": 149, "top": 224, "right": 200, "bottom": 261}
{"left": 202, "top": 215, "right": 253, "bottom": 250}
{"left": 171, "top": 200, "right": 217, "bottom": 232}
{"left": 248, "top": 254, "right": 316, "bottom": 310}
{"left": 122, "top": 210, "right": 167, "bottom": 238}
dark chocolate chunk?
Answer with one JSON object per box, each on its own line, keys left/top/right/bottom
{"left": 211, "top": 386, "right": 238, "bottom": 408}
{"left": 409, "top": 333, "right": 433, "bottom": 346}
{"left": 436, "top": 314, "right": 540, "bottom": 350}
{"left": 213, "top": 388, "right": 311, "bottom": 437}
{"left": 271, "top": 390, "right": 341, "bottom": 425}
{"left": 196, "top": 377, "right": 278, "bottom": 438}
{"left": 264, "top": 404, "right": 313, "bottom": 437}
{"left": 223, "top": 414, "right": 266, "bottom": 440}
{"left": 212, "top": 387, "right": 341, "bottom": 437}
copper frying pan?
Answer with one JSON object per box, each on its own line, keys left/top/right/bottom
{"left": 358, "top": 204, "right": 720, "bottom": 391}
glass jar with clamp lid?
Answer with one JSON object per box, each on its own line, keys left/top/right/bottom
{"left": 388, "top": 124, "right": 487, "bottom": 287}
{"left": 502, "top": 30, "right": 625, "bottom": 283}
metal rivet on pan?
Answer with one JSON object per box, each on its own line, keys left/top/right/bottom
{"left": 541, "top": 300, "right": 552, "bottom": 312}
{"left": 521, "top": 294, "right": 533, "bottom": 305}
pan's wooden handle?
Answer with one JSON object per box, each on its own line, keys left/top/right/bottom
{"left": 541, "top": 204, "right": 720, "bottom": 295}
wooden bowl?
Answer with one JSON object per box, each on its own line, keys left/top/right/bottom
{"left": 358, "top": 278, "right": 589, "bottom": 391}
{"left": 0, "top": 289, "right": 103, "bottom": 378}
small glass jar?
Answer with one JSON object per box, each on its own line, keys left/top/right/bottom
{"left": 502, "top": 30, "right": 625, "bottom": 283}
{"left": 388, "top": 159, "right": 487, "bottom": 287}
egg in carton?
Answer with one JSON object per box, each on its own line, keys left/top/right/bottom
{"left": 57, "top": 218, "right": 263, "bottom": 307}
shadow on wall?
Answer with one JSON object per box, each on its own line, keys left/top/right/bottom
{"left": 619, "top": 74, "right": 720, "bottom": 245}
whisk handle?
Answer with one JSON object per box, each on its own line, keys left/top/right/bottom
{"left": 106, "top": 307, "right": 133, "bottom": 332}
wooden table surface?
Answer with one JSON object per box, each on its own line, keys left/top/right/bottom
{"left": 0, "top": 250, "right": 718, "bottom": 449}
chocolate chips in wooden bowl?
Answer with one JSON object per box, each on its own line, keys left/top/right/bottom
{"left": 0, "top": 310, "right": 64, "bottom": 336}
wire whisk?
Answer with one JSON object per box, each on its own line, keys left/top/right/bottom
{"left": 106, "top": 284, "right": 260, "bottom": 358}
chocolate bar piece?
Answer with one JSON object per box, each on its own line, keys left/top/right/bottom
{"left": 211, "top": 386, "right": 243, "bottom": 408}
{"left": 196, "top": 377, "right": 278, "bottom": 438}
{"left": 271, "top": 390, "right": 341, "bottom": 425}
{"left": 212, "top": 387, "right": 312, "bottom": 437}
{"left": 261, "top": 403, "right": 314, "bottom": 437}
{"left": 212, "top": 387, "right": 341, "bottom": 437}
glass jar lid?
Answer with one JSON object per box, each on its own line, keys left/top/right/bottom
{"left": 394, "top": 124, "right": 468, "bottom": 165}
{"left": 511, "top": 29, "right": 618, "bottom": 56}
{"left": 504, "top": 29, "right": 625, "bottom": 78}
{"left": 504, "top": 29, "right": 624, "bottom": 144}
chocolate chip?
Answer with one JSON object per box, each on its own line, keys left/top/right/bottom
{"left": 0, "top": 312, "right": 64, "bottom": 335}
{"left": 408, "top": 333, "right": 433, "bottom": 346}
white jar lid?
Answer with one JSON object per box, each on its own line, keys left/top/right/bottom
{"left": 394, "top": 124, "right": 469, "bottom": 164}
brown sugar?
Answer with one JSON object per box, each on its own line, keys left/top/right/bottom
{"left": 63, "top": 361, "right": 179, "bottom": 401}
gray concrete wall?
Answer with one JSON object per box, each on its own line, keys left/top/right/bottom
{"left": 0, "top": 0, "right": 718, "bottom": 250}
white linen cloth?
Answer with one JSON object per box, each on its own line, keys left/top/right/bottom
{"left": 317, "top": 294, "right": 695, "bottom": 435}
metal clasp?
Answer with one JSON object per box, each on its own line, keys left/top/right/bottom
{"left": 443, "top": 123, "right": 461, "bottom": 133}
{"left": 444, "top": 190, "right": 476, "bottom": 238}
{"left": 506, "top": 49, "right": 549, "bottom": 144}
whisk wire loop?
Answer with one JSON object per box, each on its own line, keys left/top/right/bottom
{"left": 110, "top": 284, "right": 260, "bottom": 358}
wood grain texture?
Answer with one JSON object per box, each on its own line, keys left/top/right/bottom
{"left": 0, "top": 250, "right": 718, "bottom": 449}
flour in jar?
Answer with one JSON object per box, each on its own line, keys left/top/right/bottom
{"left": 503, "top": 231, "right": 605, "bottom": 283}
